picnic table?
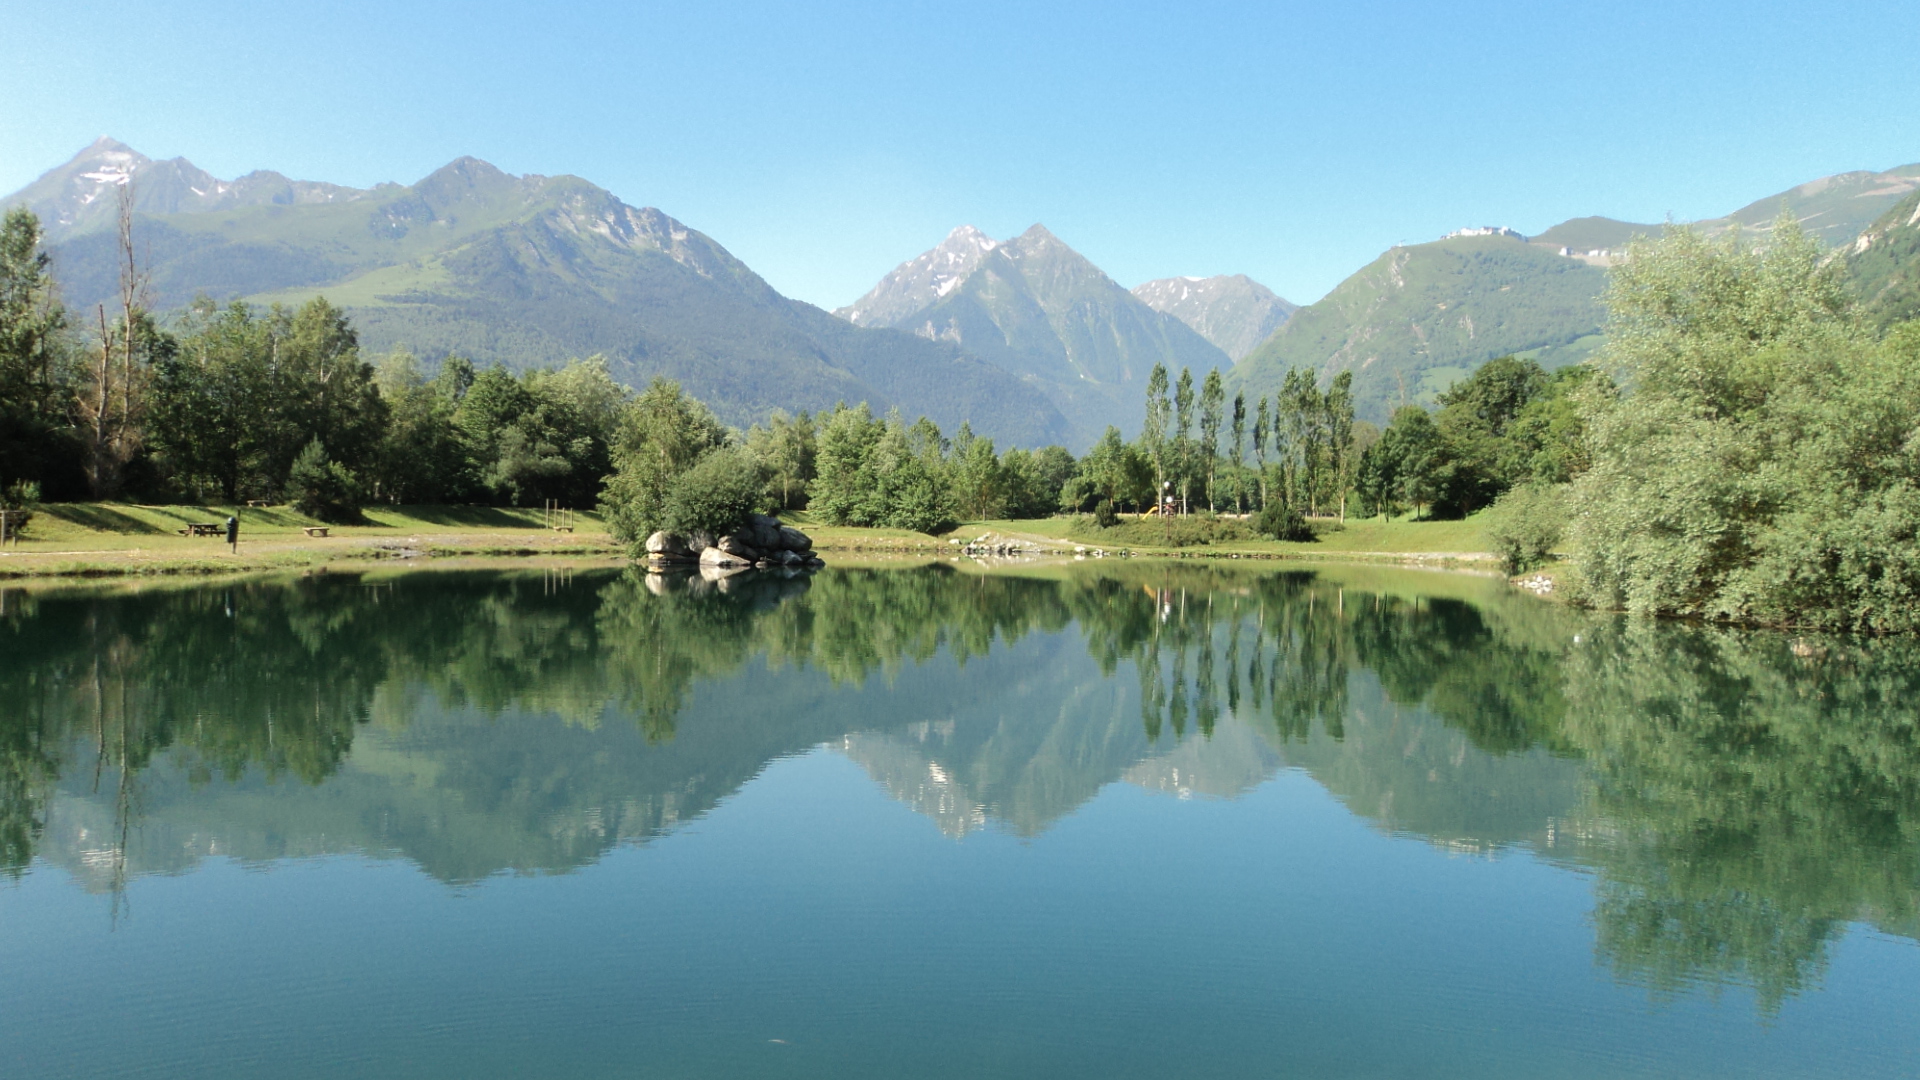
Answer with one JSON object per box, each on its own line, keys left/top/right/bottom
{"left": 302, "top": 526, "right": 330, "bottom": 537}
{"left": 180, "top": 522, "right": 223, "bottom": 537}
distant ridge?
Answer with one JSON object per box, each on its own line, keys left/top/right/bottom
{"left": 837, "top": 225, "right": 1228, "bottom": 443}
{"left": 1231, "top": 234, "right": 1608, "bottom": 423}
{"left": 4, "top": 141, "right": 1068, "bottom": 445}
{"left": 1131, "top": 274, "right": 1296, "bottom": 361}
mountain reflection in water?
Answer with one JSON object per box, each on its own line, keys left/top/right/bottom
{"left": 2, "top": 562, "right": 1918, "bottom": 1013}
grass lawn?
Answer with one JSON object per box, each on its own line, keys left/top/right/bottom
{"left": 2, "top": 502, "right": 1496, "bottom": 580}
{"left": 1, "top": 502, "right": 619, "bottom": 579}
{"left": 929, "top": 511, "right": 1493, "bottom": 560}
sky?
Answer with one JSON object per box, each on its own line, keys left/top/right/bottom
{"left": 4, "top": 0, "right": 1918, "bottom": 309}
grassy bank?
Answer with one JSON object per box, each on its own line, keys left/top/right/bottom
{"left": 0, "top": 502, "right": 1497, "bottom": 579}
{"left": 0, "top": 503, "right": 620, "bottom": 579}
{"left": 791, "top": 509, "right": 1496, "bottom": 565}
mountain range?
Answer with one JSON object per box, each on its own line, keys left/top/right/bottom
{"left": 9, "top": 138, "right": 1920, "bottom": 442}
{"left": 13, "top": 139, "right": 1069, "bottom": 445}
{"left": 1130, "top": 274, "right": 1296, "bottom": 361}
{"left": 1230, "top": 161, "right": 1920, "bottom": 421}
{"left": 834, "top": 224, "right": 1231, "bottom": 444}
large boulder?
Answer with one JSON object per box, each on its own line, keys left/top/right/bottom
{"left": 688, "top": 529, "right": 716, "bottom": 554}
{"left": 716, "top": 534, "right": 761, "bottom": 560}
{"left": 699, "top": 545, "right": 752, "bottom": 569}
{"left": 778, "top": 526, "right": 813, "bottom": 553}
{"left": 644, "top": 531, "right": 693, "bottom": 559}
{"left": 745, "top": 514, "right": 784, "bottom": 551}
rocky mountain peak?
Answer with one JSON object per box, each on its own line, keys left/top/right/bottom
{"left": 1132, "top": 274, "right": 1296, "bottom": 361}
{"left": 833, "top": 223, "right": 1007, "bottom": 326}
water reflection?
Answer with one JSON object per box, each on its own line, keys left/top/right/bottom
{"left": 2, "top": 562, "right": 1917, "bottom": 1012}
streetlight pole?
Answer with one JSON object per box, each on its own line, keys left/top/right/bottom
{"left": 1162, "top": 480, "right": 1172, "bottom": 548}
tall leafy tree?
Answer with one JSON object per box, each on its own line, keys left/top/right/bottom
{"left": 1199, "top": 369, "right": 1225, "bottom": 510}
{"left": 747, "top": 409, "right": 817, "bottom": 511}
{"left": 1141, "top": 362, "right": 1170, "bottom": 501}
{"left": 1174, "top": 367, "right": 1196, "bottom": 513}
{"left": 1323, "top": 372, "right": 1356, "bottom": 521}
{"left": 1569, "top": 219, "right": 1920, "bottom": 630}
{"left": 599, "top": 377, "right": 727, "bottom": 543}
{"left": 1229, "top": 391, "right": 1247, "bottom": 512}
{"left": 0, "top": 208, "right": 79, "bottom": 497}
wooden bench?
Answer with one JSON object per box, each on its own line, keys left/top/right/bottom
{"left": 180, "top": 523, "right": 223, "bottom": 537}
{"left": 302, "top": 526, "right": 330, "bottom": 538}
{"left": 550, "top": 524, "right": 574, "bottom": 533}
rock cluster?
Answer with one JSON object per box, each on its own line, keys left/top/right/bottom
{"left": 644, "top": 514, "right": 822, "bottom": 573}
{"left": 949, "top": 532, "right": 1040, "bottom": 558}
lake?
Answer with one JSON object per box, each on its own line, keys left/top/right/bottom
{"left": 2, "top": 561, "right": 1917, "bottom": 1078}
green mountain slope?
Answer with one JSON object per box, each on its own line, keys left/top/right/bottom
{"left": 1231, "top": 235, "right": 1607, "bottom": 422}
{"left": 1845, "top": 188, "right": 1920, "bottom": 330}
{"left": 1707, "top": 164, "right": 1920, "bottom": 246}
{"left": 837, "top": 225, "right": 1229, "bottom": 443}
{"left": 1131, "top": 273, "right": 1296, "bottom": 361}
{"left": 1527, "top": 216, "right": 1662, "bottom": 253}
{"left": 11, "top": 142, "right": 1067, "bottom": 444}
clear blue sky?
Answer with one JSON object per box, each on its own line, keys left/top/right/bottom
{"left": 4, "top": 0, "right": 1917, "bottom": 308}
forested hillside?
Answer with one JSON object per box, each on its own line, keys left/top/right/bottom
{"left": 1231, "top": 235, "right": 1608, "bottom": 423}
{"left": 1847, "top": 189, "right": 1920, "bottom": 330}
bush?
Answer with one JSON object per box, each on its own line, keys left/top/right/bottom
{"left": 662, "top": 447, "right": 769, "bottom": 538}
{"left": 1067, "top": 511, "right": 1255, "bottom": 548}
{"left": 287, "top": 440, "right": 364, "bottom": 524}
{"left": 1483, "top": 482, "right": 1565, "bottom": 574}
{"left": 0, "top": 480, "right": 40, "bottom": 541}
{"left": 1257, "top": 500, "right": 1313, "bottom": 542}
{"left": 1093, "top": 498, "right": 1120, "bottom": 529}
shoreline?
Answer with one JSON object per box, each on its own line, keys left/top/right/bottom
{"left": 0, "top": 502, "right": 1511, "bottom": 584}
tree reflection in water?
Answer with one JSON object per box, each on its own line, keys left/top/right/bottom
{"left": 1, "top": 562, "right": 1916, "bottom": 1011}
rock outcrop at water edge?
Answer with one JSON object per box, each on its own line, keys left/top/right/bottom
{"left": 645, "top": 514, "right": 823, "bottom": 573}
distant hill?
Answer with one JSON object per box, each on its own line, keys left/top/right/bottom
{"left": 1527, "top": 216, "right": 1663, "bottom": 253}
{"left": 1704, "top": 164, "right": 1920, "bottom": 246}
{"left": 6, "top": 141, "right": 1068, "bottom": 445}
{"left": 1130, "top": 274, "right": 1295, "bottom": 361}
{"left": 1846, "top": 189, "right": 1920, "bottom": 330}
{"left": 1231, "top": 235, "right": 1607, "bottom": 423}
{"left": 836, "top": 225, "right": 1228, "bottom": 444}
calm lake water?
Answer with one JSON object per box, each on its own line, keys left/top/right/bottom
{"left": 2, "top": 562, "right": 1917, "bottom": 1079}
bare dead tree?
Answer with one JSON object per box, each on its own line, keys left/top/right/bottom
{"left": 79, "top": 180, "right": 152, "bottom": 498}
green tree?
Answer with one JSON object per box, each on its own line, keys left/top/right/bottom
{"left": 1199, "top": 369, "right": 1225, "bottom": 510}
{"left": 286, "top": 438, "right": 363, "bottom": 523}
{"left": 1567, "top": 219, "right": 1920, "bottom": 629}
{"left": 370, "top": 351, "right": 470, "bottom": 503}
{"left": 950, "top": 431, "right": 1008, "bottom": 521}
{"left": 1142, "top": 362, "right": 1170, "bottom": 497}
{"left": 1324, "top": 372, "right": 1356, "bottom": 521}
{"left": 0, "top": 208, "right": 80, "bottom": 498}
{"left": 1433, "top": 355, "right": 1547, "bottom": 514}
{"left": 1252, "top": 395, "right": 1271, "bottom": 507}
{"left": 662, "top": 445, "right": 769, "bottom": 537}
{"left": 1378, "top": 405, "right": 1445, "bottom": 519}
{"left": 809, "top": 402, "right": 886, "bottom": 526}
{"left": 598, "top": 378, "right": 728, "bottom": 545}
{"left": 747, "top": 410, "right": 817, "bottom": 511}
